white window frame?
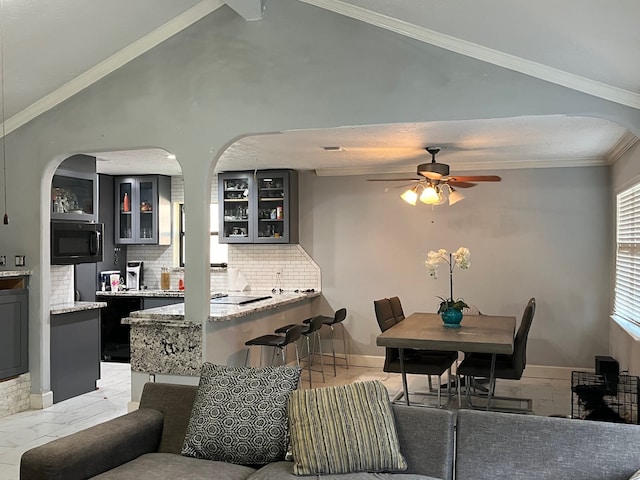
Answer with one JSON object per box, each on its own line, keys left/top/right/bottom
{"left": 614, "top": 182, "right": 640, "bottom": 327}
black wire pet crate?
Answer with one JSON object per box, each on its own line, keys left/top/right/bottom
{"left": 571, "top": 371, "right": 639, "bottom": 424}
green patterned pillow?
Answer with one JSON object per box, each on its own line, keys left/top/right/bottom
{"left": 181, "top": 363, "right": 301, "bottom": 465}
{"left": 288, "top": 380, "right": 407, "bottom": 475}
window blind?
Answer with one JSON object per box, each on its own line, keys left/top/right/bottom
{"left": 615, "top": 183, "right": 640, "bottom": 326}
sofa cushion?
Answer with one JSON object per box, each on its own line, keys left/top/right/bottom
{"left": 288, "top": 380, "right": 407, "bottom": 475}
{"left": 181, "top": 363, "right": 301, "bottom": 465}
{"left": 248, "top": 461, "right": 439, "bottom": 479}
{"left": 91, "top": 453, "right": 256, "bottom": 480}
{"left": 456, "top": 409, "right": 640, "bottom": 480}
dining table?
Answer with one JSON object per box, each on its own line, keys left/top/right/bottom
{"left": 376, "top": 312, "right": 516, "bottom": 409}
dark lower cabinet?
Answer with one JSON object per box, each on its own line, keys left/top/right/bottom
{"left": 97, "top": 295, "right": 184, "bottom": 363}
{"left": 97, "top": 296, "right": 141, "bottom": 363}
{"left": 50, "top": 309, "right": 100, "bottom": 403}
{"left": 0, "top": 287, "right": 28, "bottom": 380}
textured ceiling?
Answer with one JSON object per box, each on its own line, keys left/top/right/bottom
{"left": 1, "top": 0, "right": 637, "bottom": 176}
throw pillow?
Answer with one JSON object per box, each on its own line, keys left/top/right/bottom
{"left": 629, "top": 469, "right": 640, "bottom": 480}
{"left": 181, "top": 363, "right": 301, "bottom": 465}
{"left": 288, "top": 380, "right": 407, "bottom": 475}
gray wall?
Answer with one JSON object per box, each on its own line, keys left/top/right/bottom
{"left": 0, "top": 1, "right": 638, "bottom": 396}
{"left": 299, "top": 166, "right": 612, "bottom": 368}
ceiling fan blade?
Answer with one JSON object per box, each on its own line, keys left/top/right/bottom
{"left": 447, "top": 181, "right": 477, "bottom": 188}
{"left": 366, "top": 178, "right": 421, "bottom": 182}
{"left": 447, "top": 175, "right": 501, "bottom": 182}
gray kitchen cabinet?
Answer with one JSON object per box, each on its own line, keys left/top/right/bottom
{"left": 115, "top": 175, "right": 171, "bottom": 245}
{"left": 51, "top": 168, "right": 98, "bottom": 223}
{"left": 219, "top": 170, "right": 298, "bottom": 244}
{"left": 50, "top": 309, "right": 100, "bottom": 403}
{"left": 0, "top": 278, "right": 28, "bottom": 381}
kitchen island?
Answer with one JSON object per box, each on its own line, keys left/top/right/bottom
{"left": 123, "top": 291, "right": 321, "bottom": 402}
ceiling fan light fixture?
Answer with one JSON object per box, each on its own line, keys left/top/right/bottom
{"left": 448, "top": 188, "right": 465, "bottom": 206}
{"left": 417, "top": 162, "right": 448, "bottom": 179}
{"left": 419, "top": 185, "right": 440, "bottom": 205}
{"left": 400, "top": 186, "right": 418, "bottom": 205}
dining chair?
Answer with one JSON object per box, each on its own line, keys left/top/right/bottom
{"left": 244, "top": 324, "right": 303, "bottom": 368}
{"left": 374, "top": 297, "right": 458, "bottom": 407}
{"left": 275, "top": 316, "right": 325, "bottom": 388}
{"left": 457, "top": 297, "right": 536, "bottom": 411}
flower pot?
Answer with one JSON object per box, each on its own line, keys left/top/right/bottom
{"left": 441, "top": 308, "right": 463, "bottom": 328}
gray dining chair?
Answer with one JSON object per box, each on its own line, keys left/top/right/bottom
{"left": 374, "top": 297, "right": 458, "bottom": 407}
{"left": 457, "top": 297, "right": 536, "bottom": 410}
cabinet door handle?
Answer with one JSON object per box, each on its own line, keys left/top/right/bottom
{"left": 90, "top": 231, "right": 101, "bottom": 256}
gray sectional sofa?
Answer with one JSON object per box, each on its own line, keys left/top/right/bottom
{"left": 20, "top": 382, "right": 640, "bottom": 480}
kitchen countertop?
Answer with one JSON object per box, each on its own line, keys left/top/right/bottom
{"left": 122, "top": 291, "right": 321, "bottom": 326}
{"left": 51, "top": 301, "right": 107, "bottom": 315}
{"left": 0, "top": 270, "right": 32, "bottom": 277}
{"left": 96, "top": 289, "right": 186, "bottom": 298}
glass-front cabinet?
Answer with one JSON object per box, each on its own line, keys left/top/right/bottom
{"left": 115, "top": 175, "right": 171, "bottom": 245}
{"left": 219, "top": 170, "right": 298, "bottom": 244}
{"left": 51, "top": 169, "right": 98, "bottom": 222}
{"left": 219, "top": 173, "right": 253, "bottom": 243}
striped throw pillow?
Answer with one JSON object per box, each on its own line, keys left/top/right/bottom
{"left": 288, "top": 380, "right": 407, "bottom": 475}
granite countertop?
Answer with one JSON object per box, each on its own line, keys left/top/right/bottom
{"left": 123, "top": 291, "right": 321, "bottom": 326}
{"left": 51, "top": 301, "right": 107, "bottom": 315}
{"left": 96, "top": 289, "right": 186, "bottom": 298}
{"left": 0, "top": 270, "right": 32, "bottom": 277}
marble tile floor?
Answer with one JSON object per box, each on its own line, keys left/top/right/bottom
{"left": 0, "top": 361, "right": 571, "bottom": 480}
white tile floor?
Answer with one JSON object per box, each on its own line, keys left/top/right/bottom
{"left": 0, "top": 361, "right": 572, "bottom": 480}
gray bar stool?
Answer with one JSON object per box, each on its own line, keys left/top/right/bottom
{"left": 275, "top": 316, "right": 325, "bottom": 387}
{"left": 305, "top": 308, "right": 348, "bottom": 376}
{"left": 244, "top": 324, "right": 303, "bottom": 367}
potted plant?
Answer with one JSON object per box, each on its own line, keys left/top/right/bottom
{"left": 426, "top": 247, "right": 470, "bottom": 328}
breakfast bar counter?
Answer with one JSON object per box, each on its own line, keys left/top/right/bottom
{"left": 123, "top": 292, "right": 320, "bottom": 325}
{"left": 124, "top": 292, "right": 321, "bottom": 403}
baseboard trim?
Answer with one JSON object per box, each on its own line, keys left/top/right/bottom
{"left": 348, "top": 354, "right": 590, "bottom": 381}
{"left": 523, "top": 365, "right": 593, "bottom": 381}
{"left": 30, "top": 391, "right": 54, "bottom": 410}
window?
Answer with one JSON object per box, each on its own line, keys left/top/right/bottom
{"left": 179, "top": 204, "right": 228, "bottom": 267}
{"left": 614, "top": 182, "right": 640, "bottom": 326}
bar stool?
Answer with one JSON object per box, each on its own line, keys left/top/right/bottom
{"left": 244, "top": 324, "right": 303, "bottom": 367}
{"left": 305, "top": 308, "right": 348, "bottom": 376}
{"left": 276, "top": 316, "right": 325, "bottom": 387}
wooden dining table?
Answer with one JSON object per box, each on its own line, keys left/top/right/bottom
{"left": 376, "top": 312, "right": 516, "bottom": 409}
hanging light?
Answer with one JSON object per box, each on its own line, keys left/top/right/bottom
{"left": 448, "top": 187, "right": 465, "bottom": 206}
{"left": 0, "top": 0, "right": 8, "bottom": 224}
{"left": 400, "top": 186, "right": 419, "bottom": 205}
{"left": 419, "top": 184, "right": 441, "bottom": 205}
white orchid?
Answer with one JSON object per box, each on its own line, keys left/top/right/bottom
{"left": 452, "top": 247, "right": 471, "bottom": 270}
{"left": 425, "top": 247, "right": 471, "bottom": 311}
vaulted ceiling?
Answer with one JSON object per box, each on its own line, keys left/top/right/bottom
{"left": 1, "top": 0, "right": 638, "bottom": 176}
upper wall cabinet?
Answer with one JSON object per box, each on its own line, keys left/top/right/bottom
{"left": 115, "top": 176, "right": 171, "bottom": 245}
{"left": 218, "top": 170, "right": 298, "bottom": 244}
{"left": 51, "top": 169, "right": 98, "bottom": 222}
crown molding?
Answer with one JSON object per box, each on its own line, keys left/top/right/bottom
{"left": 301, "top": 0, "right": 640, "bottom": 110}
{"left": 315, "top": 156, "right": 609, "bottom": 177}
{"left": 607, "top": 131, "right": 639, "bottom": 165}
{"left": 0, "top": 0, "right": 225, "bottom": 137}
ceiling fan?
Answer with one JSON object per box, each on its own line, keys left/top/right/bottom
{"left": 368, "top": 147, "right": 501, "bottom": 206}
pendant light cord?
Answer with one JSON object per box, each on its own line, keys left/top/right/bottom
{"left": 0, "top": 0, "right": 8, "bottom": 224}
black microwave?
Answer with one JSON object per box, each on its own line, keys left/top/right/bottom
{"left": 51, "top": 221, "right": 104, "bottom": 265}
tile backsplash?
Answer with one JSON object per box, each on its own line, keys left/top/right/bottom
{"left": 127, "top": 243, "right": 320, "bottom": 293}
{"left": 50, "top": 265, "right": 74, "bottom": 307}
